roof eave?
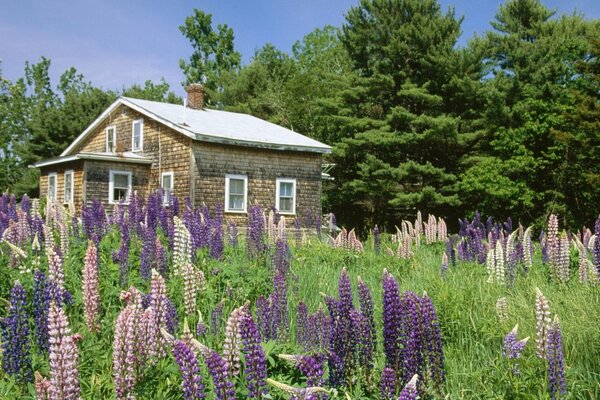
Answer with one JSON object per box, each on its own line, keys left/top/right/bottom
{"left": 192, "top": 132, "right": 332, "bottom": 154}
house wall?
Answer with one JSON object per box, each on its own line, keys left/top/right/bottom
{"left": 192, "top": 141, "right": 323, "bottom": 224}
{"left": 71, "top": 104, "right": 193, "bottom": 203}
{"left": 39, "top": 161, "right": 85, "bottom": 210}
{"left": 83, "top": 160, "right": 151, "bottom": 207}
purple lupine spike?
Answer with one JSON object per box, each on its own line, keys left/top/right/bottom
{"left": 380, "top": 367, "right": 396, "bottom": 400}
{"left": 399, "top": 291, "right": 424, "bottom": 385}
{"left": 327, "top": 351, "right": 344, "bottom": 388}
{"left": 441, "top": 252, "right": 448, "bottom": 278}
{"left": 255, "top": 296, "right": 272, "bottom": 341}
{"left": 210, "top": 207, "right": 224, "bottom": 260}
{"left": 352, "top": 309, "right": 374, "bottom": 371}
{"left": 421, "top": 293, "right": 445, "bottom": 391}
{"left": 140, "top": 222, "right": 156, "bottom": 281}
{"left": 398, "top": 374, "right": 418, "bottom": 400}
{"left": 304, "top": 207, "right": 312, "bottom": 230}
{"left": 382, "top": 269, "right": 401, "bottom": 369}
{"left": 210, "top": 301, "right": 225, "bottom": 339}
{"left": 173, "top": 340, "right": 205, "bottom": 400}
{"left": 373, "top": 225, "right": 380, "bottom": 255}
{"left": 1, "top": 281, "right": 32, "bottom": 383}
{"left": 205, "top": 350, "right": 236, "bottom": 400}
{"left": 227, "top": 220, "right": 238, "bottom": 247}
{"left": 357, "top": 276, "right": 376, "bottom": 367}
{"left": 547, "top": 316, "right": 567, "bottom": 400}
{"left": 247, "top": 204, "right": 266, "bottom": 258}
{"left": 296, "top": 302, "right": 309, "bottom": 350}
{"left": 503, "top": 324, "right": 529, "bottom": 374}
{"left": 274, "top": 237, "right": 291, "bottom": 276}
{"left": 272, "top": 269, "right": 289, "bottom": 340}
{"left": 33, "top": 270, "right": 51, "bottom": 354}
{"left": 239, "top": 313, "right": 268, "bottom": 398}
{"left": 445, "top": 239, "right": 455, "bottom": 267}
{"left": 294, "top": 218, "right": 302, "bottom": 247}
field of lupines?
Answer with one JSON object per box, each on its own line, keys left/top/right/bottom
{"left": 0, "top": 192, "right": 599, "bottom": 399}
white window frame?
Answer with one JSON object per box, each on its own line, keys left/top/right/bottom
{"left": 161, "top": 171, "right": 174, "bottom": 205}
{"left": 224, "top": 174, "right": 248, "bottom": 213}
{"left": 47, "top": 173, "right": 57, "bottom": 202}
{"left": 276, "top": 178, "right": 296, "bottom": 215}
{"left": 109, "top": 170, "right": 133, "bottom": 204}
{"left": 106, "top": 125, "right": 116, "bottom": 153}
{"left": 63, "top": 170, "right": 74, "bottom": 204}
{"left": 131, "top": 119, "right": 143, "bottom": 152}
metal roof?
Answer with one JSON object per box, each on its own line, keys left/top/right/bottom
{"left": 32, "top": 151, "right": 153, "bottom": 168}
{"left": 61, "top": 97, "right": 331, "bottom": 156}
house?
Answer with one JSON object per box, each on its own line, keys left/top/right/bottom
{"left": 33, "top": 84, "right": 331, "bottom": 222}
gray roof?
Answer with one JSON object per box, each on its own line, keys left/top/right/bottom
{"left": 61, "top": 97, "right": 331, "bottom": 156}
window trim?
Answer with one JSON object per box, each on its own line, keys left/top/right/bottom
{"left": 106, "top": 125, "right": 116, "bottom": 153}
{"left": 63, "top": 170, "right": 74, "bottom": 204}
{"left": 47, "top": 173, "right": 57, "bottom": 202}
{"left": 131, "top": 119, "right": 144, "bottom": 152}
{"left": 108, "top": 170, "right": 133, "bottom": 204}
{"left": 161, "top": 171, "right": 174, "bottom": 205}
{"left": 224, "top": 174, "right": 248, "bottom": 213}
{"left": 276, "top": 178, "right": 296, "bottom": 215}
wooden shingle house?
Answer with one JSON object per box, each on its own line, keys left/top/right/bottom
{"left": 33, "top": 84, "right": 331, "bottom": 221}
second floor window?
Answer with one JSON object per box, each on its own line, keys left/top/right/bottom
{"left": 106, "top": 126, "right": 116, "bottom": 152}
{"left": 132, "top": 119, "right": 143, "bottom": 151}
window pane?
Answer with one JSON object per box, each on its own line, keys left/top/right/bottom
{"left": 48, "top": 177, "right": 56, "bottom": 200}
{"left": 280, "top": 198, "right": 292, "bottom": 212}
{"left": 114, "top": 188, "right": 128, "bottom": 201}
{"left": 114, "top": 174, "right": 129, "bottom": 188}
{"left": 229, "top": 194, "right": 244, "bottom": 210}
{"left": 64, "top": 174, "right": 72, "bottom": 201}
{"left": 230, "top": 179, "right": 244, "bottom": 195}
{"left": 280, "top": 182, "right": 293, "bottom": 197}
{"left": 162, "top": 175, "right": 172, "bottom": 190}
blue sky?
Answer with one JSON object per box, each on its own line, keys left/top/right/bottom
{"left": 1, "top": 0, "right": 599, "bottom": 98}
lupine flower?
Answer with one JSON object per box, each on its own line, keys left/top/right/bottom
{"left": 48, "top": 302, "right": 80, "bottom": 400}
{"left": 547, "top": 214, "right": 559, "bottom": 271}
{"left": 247, "top": 203, "right": 266, "bottom": 258}
{"left": 227, "top": 220, "right": 238, "bottom": 247}
{"left": 47, "top": 246, "right": 65, "bottom": 300}
{"left": 496, "top": 297, "right": 509, "bottom": 322}
{"left": 239, "top": 312, "right": 268, "bottom": 398}
{"left": 373, "top": 225, "right": 380, "bottom": 255}
{"left": 421, "top": 292, "right": 445, "bottom": 391}
{"left": 174, "top": 216, "right": 193, "bottom": 276}
{"left": 140, "top": 222, "right": 156, "bottom": 281}
{"left": 523, "top": 226, "right": 533, "bottom": 272}
{"left": 210, "top": 300, "right": 225, "bottom": 338}
{"left": 150, "top": 269, "right": 170, "bottom": 356}
{"left": 223, "top": 304, "right": 247, "bottom": 377}
{"left": 210, "top": 207, "right": 224, "bottom": 260}
{"left": 535, "top": 288, "right": 552, "bottom": 359}
{"left": 113, "top": 297, "right": 139, "bottom": 399}
{"left": 296, "top": 302, "right": 309, "bottom": 350}
{"left": 398, "top": 374, "right": 418, "bottom": 400}
{"left": 1, "top": 281, "right": 32, "bottom": 383}
{"left": 503, "top": 324, "right": 529, "bottom": 374}
{"left": 594, "top": 216, "right": 600, "bottom": 276}
{"left": 556, "top": 232, "right": 570, "bottom": 283}
{"left": 173, "top": 340, "right": 205, "bottom": 400}
{"left": 183, "top": 263, "right": 200, "bottom": 315}
{"left": 205, "top": 350, "right": 236, "bottom": 400}
{"left": 82, "top": 240, "right": 100, "bottom": 332}
{"left": 267, "top": 378, "right": 328, "bottom": 400}
{"left": 441, "top": 252, "right": 448, "bottom": 278}
{"left": 380, "top": 367, "right": 396, "bottom": 400}
{"left": 546, "top": 316, "right": 567, "bottom": 400}
{"left": 352, "top": 309, "right": 374, "bottom": 371}
{"left": 382, "top": 269, "right": 401, "bottom": 369}
{"left": 35, "top": 371, "right": 51, "bottom": 400}
{"left": 33, "top": 269, "right": 51, "bottom": 354}
{"left": 274, "top": 237, "right": 291, "bottom": 276}
{"left": 357, "top": 277, "right": 376, "bottom": 356}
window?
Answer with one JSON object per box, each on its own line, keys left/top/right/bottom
{"left": 64, "top": 170, "right": 74, "bottom": 204}
{"left": 109, "top": 170, "right": 132, "bottom": 204}
{"left": 106, "top": 126, "right": 116, "bottom": 152}
{"left": 225, "top": 174, "right": 247, "bottom": 212}
{"left": 132, "top": 119, "right": 143, "bottom": 151}
{"left": 47, "top": 173, "right": 57, "bottom": 202}
{"left": 276, "top": 178, "right": 296, "bottom": 214}
{"left": 161, "top": 172, "right": 174, "bottom": 205}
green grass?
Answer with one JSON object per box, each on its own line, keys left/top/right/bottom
{"left": 1, "top": 229, "right": 599, "bottom": 399}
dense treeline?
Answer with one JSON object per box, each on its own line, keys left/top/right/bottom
{"left": 1, "top": 0, "right": 599, "bottom": 230}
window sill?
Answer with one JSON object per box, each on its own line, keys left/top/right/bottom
{"left": 224, "top": 209, "right": 247, "bottom": 214}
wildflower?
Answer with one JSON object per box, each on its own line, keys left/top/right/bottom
{"left": 398, "top": 374, "right": 418, "bottom": 400}
{"left": 1, "top": 281, "right": 32, "bottom": 383}
{"left": 33, "top": 270, "right": 51, "bottom": 354}
{"left": 239, "top": 312, "right": 268, "bottom": 398}
{"left": 496, "top": 297, "right": 509, "bottom": 322}
{"left": 535, "top": 288, "right": 551, "bottom": 359}
{"left": 380, "top": 367, "right": 396, "bottom": 400}
{"left": 382, "top": 269, "right": 401, "bottom": 368}
{"left": 173, "top": 340, "right": 205, "bottom": 400}
{"left": 523, "top": 226, "right": 534, "bottom": 271}
{"left": 503, "top": 324, "right": 529, "bottom": 374}
{"left": 205, "top": 350, "right": 236, "bottom": 400}
{"left": 441, "top": 252, "right": 448, "bottom": 278}
{"left": 48, "top": 302, "right": 80, "bottom": 400}
{"left": 547, "top": 316, "right": 566, "bottom": 400}
{"left": 223, "top": 304, "right": 247, "bottom": 377}
{"left": 373, "top": 225, "right": 380, "bottom": 254}
{"left": 82, "top": 240, "right": 100, "bottom": 332}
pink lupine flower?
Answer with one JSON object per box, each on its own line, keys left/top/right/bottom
{"left": 138, "top": 306, "right": 158, "bottom": 365}
{"left": 223, "top": 304, "right": 248, "bottom": 377}
{"left": 35, "top": 371, "right": 51, "bottom": 400}
{"left": 46, "top": 246, "right": 64, "bottom": 295}
{"left": 535, "top": 288, "right": 552, "bottom": 358}
{"left": 150, "top": 269, "right": 169, "bottom": 356}
{"left": 113, "top": 302, "right": 138, "bottom": 399}
{"left": 82, "top": 240, "right": 100, "bottom": 332}
{"left": 183, "top": 263, "right": 199, "bottom": 316}
{"left": 47, "top": 302, "right": 80, "bottom": 400}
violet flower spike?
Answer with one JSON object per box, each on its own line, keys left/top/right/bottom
{"left": 173, "top": 340, "right": 205, "bottom": 400}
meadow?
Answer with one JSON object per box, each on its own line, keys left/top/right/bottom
{"left": 0, "top": 192, "right": 599, "bottom": 399}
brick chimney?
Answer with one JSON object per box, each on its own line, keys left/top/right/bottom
{"left": 186, "top": 83, "right": 204, "bottom": 110}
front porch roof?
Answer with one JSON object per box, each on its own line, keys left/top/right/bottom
{"left": 30, "top": 151, "right": 153, "bottom": 168}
